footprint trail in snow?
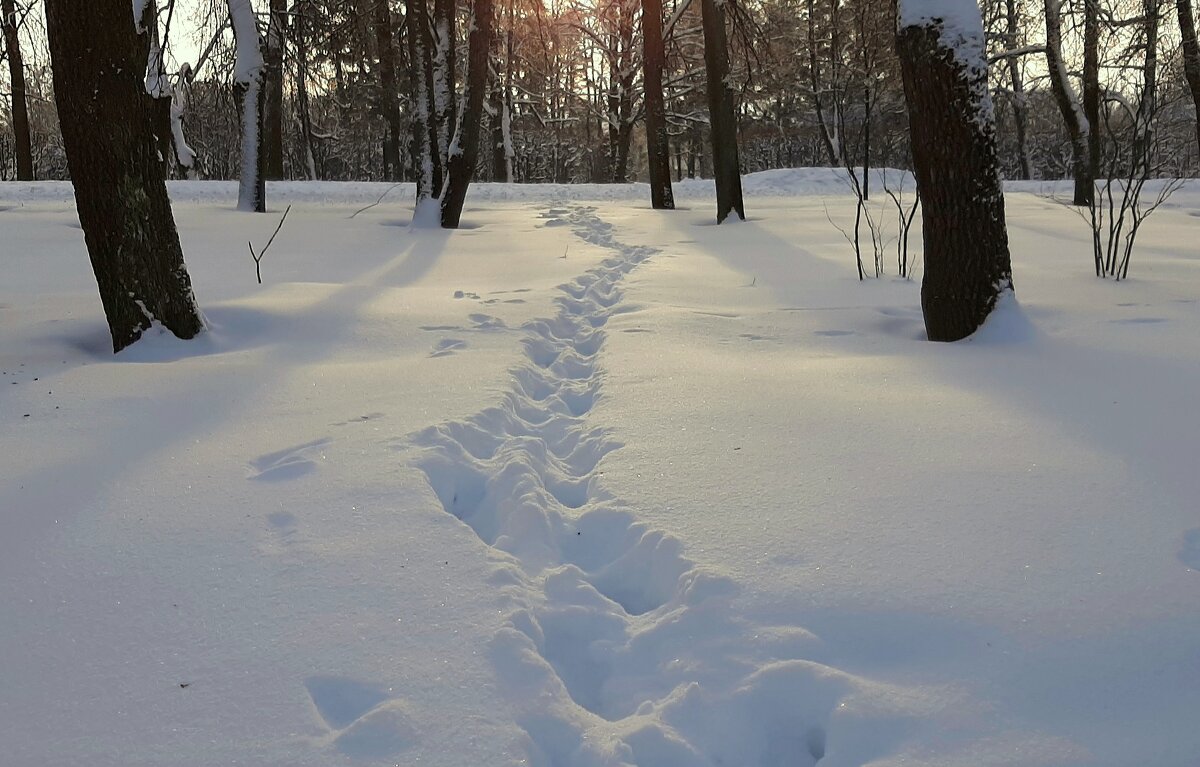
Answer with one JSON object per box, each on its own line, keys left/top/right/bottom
{"left": 407, "top": 205, "right": 918, "bottom": 767}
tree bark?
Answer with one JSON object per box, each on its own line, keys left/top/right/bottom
{"left": 700, "top": 0, "right": 745, "bottom": 223}
{"left": 896, "top": 14, "right": 1013, "bottom": 342}
{"left": 432, "top": 0, "right": 456, "bottom": 181}
{"left": 44, "top": 0, "right": 205, "bottom": 352}
{"left": 2, "top": 0, "right": 33, "bottom": 179}
{"left": 642, "top": 0, "right": 675, "bottom": 208}
{"left": 263, "top": 0, "right": 287, "bottom": 179}
{"left": 1043, "top": 0, "right": 1091, "bottom": 205}
{"left": 374, "top": 0, "right": 405, "bottom": 182}
{"left": 440, "top": 0, "right": 493, "bottom": 227}
{"left": 407, "top": 0, "right": 440, "bottom": 207}
{"left": 1081, "top": 0, "right": 1099, "bottom": 205}
{"left": 1176, "top": 0, "right": 1200, "bottom": 158}
{"left": 229, "top": 0, "right": 267, "bottom": 211}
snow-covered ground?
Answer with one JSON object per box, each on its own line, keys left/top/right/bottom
{"left": 1, "top": 172, "right": 1198, "bottom": 767}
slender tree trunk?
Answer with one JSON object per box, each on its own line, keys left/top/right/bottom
{"left": 700, "top": 0, "right": 745, "bottom": 223}
{"left": 1, "top": 0, "right": 32, "bottom": 179}
{"left": 440, "top": 0, "right": 493, "bottom": 227}
{"left": 896, "top": 7, "right": 1013, "bottom": 342}
{"left": 44, "top": 0, "right": 205, "bottom": 351}
{"left": 374, "top": 0, "right": 405, "bottom": 182}
{"left": 1044, "top": 0, "right": 1091, "bottom": 205}
{"left": 642, "top": 0, "right": 675, "bottom": 208}
{"left": 1081, "top": 0, "right": 1099, "bottom": 205}
{"left": 294, "top": 0, "right": 317, "bottom": 180}
{"left": 432, "top": 0, "right": 456, "bottom": 181}
{"left": 1176, "top": 0, "right": 1200, "bottom": 159}
{"left": 1005, "top": 0, "right": 1032, "bottom": 179}
{"left": 262, "top": 0, "right": 286, "bottom": 179}
{"left": 408, "top": 0, "right": 440, "bottom": 211}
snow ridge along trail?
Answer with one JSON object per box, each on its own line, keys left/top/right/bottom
{"left": 408, "top": 205, "right": 918, "bottom": 767}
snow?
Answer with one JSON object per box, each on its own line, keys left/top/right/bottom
{"left": 2, "top": 173, "right": 1199, "bottom": 767}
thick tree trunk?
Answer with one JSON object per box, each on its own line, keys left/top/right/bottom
{"left": 642, "top": 0, "right": 674, "bottom": 209}
{"left": 896, "top": 13, "right": 1013, "bottom": 342}
{"left": 1044, "top": 0, "right": 1091, "bottom": 205}
{"left": 44, "top": 0, "right": 205, "bottom": 352}
{"left": 2, "top": 0, "right": 33, "bottom": 179}
{"left": 700, "top": 0, "right": 745, "bottom": 223}
{"left": 374, "top": 0, "right": 405, "bottom": 182}
{"left": 440, "top": 0, "right": 493, "bottom": 228}
{"left": 263, "top": 0, "right": 287, "bottom": 179}
{"left": 1176, "top": 0, "right": 1200, "bottom": 158}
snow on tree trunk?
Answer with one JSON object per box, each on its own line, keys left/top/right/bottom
{"left": 896, "top": 0, "right": 1014, "bottom": 342}
{"left": 700, "top": 0, "right": 745, "bottom": 223}
{"left": 643, "top": 0, "right": 674, "bottom": 208}
{"left": 433, "top": 0, "right": 456, "bottom": 183}
{"left": 3, "top": 0, "right": 34, "bottom": 180}
{"left": 229, "top": 0, "right": 266, "bottom": 212}
{"left": 45, "top": 0, "right": 205, "bottom": 352}
{"left": 408, "top": 0, "right": 441, "bottom": 214}
{"left": 440, "top": 0, "right": 494, "bottom": 228}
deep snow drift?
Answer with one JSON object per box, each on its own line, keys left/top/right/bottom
{"left": 1, "top": 172, "right": 1198, "bottom": 767}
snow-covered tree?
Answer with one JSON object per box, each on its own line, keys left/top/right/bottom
{"left": 896, "top": 0, "right": 1013, "bottom": 341}
{"left": 229, "top": 0, "right": 267, "bottom": 212}
{"left": 44, "top": 0, "right": 205, "bottom": 351}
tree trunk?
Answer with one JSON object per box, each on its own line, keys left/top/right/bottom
{"left": 700, "top": 0, "right": 745, "bottom": 223}
{"left": 1004, "top": 0, "right": 1031, "bottom": 179}
{"left": 44, "top": 0, "right": 205, "bottom": 352}
{"left": 1176, "top": 0, "right": 1200, "bottom": 159}
{"left": 1044, "top": 0, "right": 1091, "bottom": 205}
{"left": 440, "top": 0, "right": 493, "bottom": 228}
{"left": 1, "top": 0, "right": 32, "bottom": 179}
{"left": 896, "top": 10, "right": 1013, "bottom": 342}
{"left": 642, "top": 0, "right": 674, "bottom": 208}
{"left": 263, "top": 0, "right": 287, "bottom": 179}
{"left": 432, "top": 0, "right": 456, "bottom": 181}
{"left": 294, "top": 0, "right": 318, "bottom": 181}
{"left": 407, "top": 0, "right": 440, "bottom": 210}
{"left": 1081, "top": 0, "right": 1099, "bottom": 205}
{"left": 374, "top": 0, "right": 405, "bottom": 182}
{"left": 229, "top": 0, "right": 266, "bottom": 211}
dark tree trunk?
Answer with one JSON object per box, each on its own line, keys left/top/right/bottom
{"left": 1081, "top": 0, "right": 1099, "bottom": 205}
{"left": 374, "top": 0, "right": 405, "bottom": 182}
{"left": 700, "top": 0, "right": 745, "bottom": 223}
{"left": 44, "top": 0, "right": 205, "bottom": 352}
{"left": 294, "top": 0, "right": 317, "bottom": 180}
{"left": 642, "top": 0, "right": 674, "bottom": 209}
{"left": 1044, "top": 0, "right": 1091, "bottom": 205}
{"left": 2, "top": 0, "right": 33, "bottom": 179}
{"left": 263, "top": 0, "right": 287, "bottom": 179}
{"left": 440, "top": 0, "right": 493, "bottom": 228}
{"left": 1176, "top": 0, "right": 1200, "bottom": 158}
{"left": 896, "top": 16, "right": 1013, "bottom": 342}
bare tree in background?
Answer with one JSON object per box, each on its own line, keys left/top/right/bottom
{"left": 2, "top": 0, "right": 34, "bottom": 179}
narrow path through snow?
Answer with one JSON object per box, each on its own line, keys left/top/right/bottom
{"left": 405, "top": 205, "right": 916, "bottom": 767}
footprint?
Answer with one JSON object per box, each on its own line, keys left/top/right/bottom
{"left": 431, "top": 338, "right": 467, "bottom": 358}
{"left": 1179, "top": 528, "right": 1200, "bottom": 571}
{"left": 249, "top": 438, "right": 332, "bottom": 481}
{"left": 305, "top": 676, "right": 390, "bottom": 729}
{"left": 469, "top": 313, "right": 508, "bottom": 331}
